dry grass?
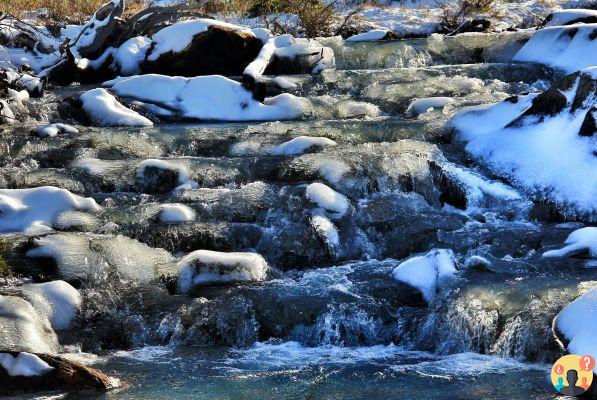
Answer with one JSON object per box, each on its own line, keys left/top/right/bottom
{"left": 0, "top": 0, "right": 108, "bottom": 22}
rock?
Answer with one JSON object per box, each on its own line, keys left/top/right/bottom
{"left": 446, "top": 19, "right": 491, "bottom": 36}
{"left": 137, "top": 163, "right": 181, "bottom": 194}
{"left": 71, "top": 0, "right": 125, "bottom": 59}
{"left": 141, "top": 25, "right": 263, "bottom": 77}
{"left": 0, "top": 351, "right": 116, "bottom": 394}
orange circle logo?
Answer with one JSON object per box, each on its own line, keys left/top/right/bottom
{"left": 551, "top": 354, "right": 594, "bottom": 396}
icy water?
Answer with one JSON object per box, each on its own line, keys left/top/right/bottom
{"left": 1, "top": 34, "right": 592, "bottom": 399}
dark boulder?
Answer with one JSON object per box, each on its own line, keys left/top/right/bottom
{"left": 141, "top": 25, "right": 263, "bottom": 77}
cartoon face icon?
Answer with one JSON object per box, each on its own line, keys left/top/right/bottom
{"left": 551, "top": 355, "right": 595, "bottom": 396}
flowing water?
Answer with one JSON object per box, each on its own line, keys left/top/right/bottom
{"left": 2, "top": 33, "right": 594, "bottom": 399}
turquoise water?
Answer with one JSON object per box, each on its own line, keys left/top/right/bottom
{"left": 18, "top": 344, "right": 557, "bottom": 400}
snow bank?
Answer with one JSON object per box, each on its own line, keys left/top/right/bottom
{"left": 146, "top": 19, "right": 254, "bottom": 62}
{"left": 104, "top": 74, "right": 308, "bottom": 121}
{"left": 451, "top": 68, "right": 597, "bottom": 219}
{"left": 178, "top": 250, "right": 269, "bottom": 293}
{"left": 0, "top": 186, "right": 100, "bottom": 233}
{"left": 540, "top": 9, "right": 597, "bottom": 28}
{"left": 305, "top": 182, "right": 350, "bottom": 217}
{"left": 32, "top": 123, "right": 79, "bottom": 138}
{"left": 270, "top": 136, "right": 337, "bottom": 156}
{"left": 80, "top": 88, "right": 153, "bottom": 127}
{"left": 0, "top": 352, "right": 53, "bottom": 377}
{"left": 513, "top": 24, "right": 597, "bottom": 73}
{"left": 543, "top": 227, "right": 597, "bottom": 267}
{"left": 554, "top": 288, "right": 597, "bottom": 372}
{"left": 406, "top": 97, "right": 454, "bottom": 117}
{"left": 160, "top": 204, "right": 196, "bottom": 223}
{"left": 346, "top": 30, "right": 391, "bottom": 42}
{"left": 392, "top": 249, "right": 457, "bottom": 303}
{"left": 20, "top": 281, "right": 82, "bottom": 330}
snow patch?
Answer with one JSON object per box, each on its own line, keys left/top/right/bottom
{"left": 305, "top": 182, "right": 350, "bottom": 217}
{"left": 0, "top": 352, "right": 53, "bottom": 377}
{"left": 406, "top": 97, "right": 454, "bottom": 117}
{"left": 392, "top": 249, "right": 457, "bottom": 303}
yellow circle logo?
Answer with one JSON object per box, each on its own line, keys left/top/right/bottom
{"left": 551, "top": 354, "right": 595, "bottom": 396}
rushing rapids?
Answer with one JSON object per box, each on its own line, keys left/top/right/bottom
{"left": 0, "top": 15, "right": 596, "bottom": 399}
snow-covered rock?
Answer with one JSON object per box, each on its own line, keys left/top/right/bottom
{"left": 392, "top": 249, "right": 457, "bottom": 303}
{"left": 310, "top": 215, "right": 341, "bottom": 257}
{"left": 0, "top": 295, "right": 58, "bottom": 354}
{"left": 346, "top": 30, "right": 396, "bottom": 42}
{"left": 71, "top": 0, "right": 124, "bottom": 59}
{"left": 0, "top": 352, "right": 53, "bottom": 377}
{"left": 159, "top": 204, "right": 196, "bottom": 223}
{"left": 104, "top": 74, "right": 309, "bottom": 122}
{"left": 0, "top": 186, "right": 100, "bottom": 233}
{"left": 406, "top": 97, "right": 454, "bottom": 117}
{"left": 451, "top": 67, "right": 597, "bottom": 220}
{"left": 244, "top": 34, "right": 334, "bottom": 80}
{"left": 305, "top": 182, "right": 350, "bottom": 218}
{"left": 136, "top": 159, "right": 195, "bottom": 193}
{"left": 543, "top": 227, "right": 597, "bottom": 267}
{"left": 178, "top": 250, "right": 269, "bottom": 293}
{"left": 553, "top": 288, "right": 597, "bottom": 373}
{"left": 540, "top": 9, "right": 597, "bottom": 29}
{"left": 514, "top": 24, "right": 597, "bottom": 73}
{"left": 111, "top": 36, "right": 151, "bottom": 75}
{"left": 32, "top": 123, "right": 79, "bottom": 138}
{"left": 19, "top": 281, "right": 82, "bottom": 330}
{"left": 271, "top": 136, "right": 337, "bottom": 156}
{"left": 79, "top": 88, "right": 153, "bottom": 127}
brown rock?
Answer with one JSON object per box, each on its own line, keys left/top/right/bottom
{"left": 0, "top": 351, "right": 117, "bottom": 394}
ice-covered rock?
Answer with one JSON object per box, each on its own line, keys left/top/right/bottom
{"left": 0, "top": 295, "right": 58, "bottom": 354}
{"left": 79, "top": 88, "right": 153, "bottom": 127}
{"left": 406, "top": 96, "right": 454, "bottom": 117}
{"left": 392, "top": 249, "right": 458, "bottom": 303}
{"left": 539, "top": 9, "right": 597, "bottom": 29}
{"left": 270, "top": 136, "right": 337, "bottom": 156}
{"left": 159, "top": 204, "right": 196, "bottom": 223}
{"left": 305, "top": 182, "right": 350, "bottom": 218}
{"left": 25, "top": 233, "right": 174, "bottom": 283}
{"left": 0, "top": 352, "right": 53, "bottom": 377}
{"left": 19, "top": 281, "right": 82, "bottom": 330}
{"left": 553, "top": 288, "right": 597, "bottom": 373}
{"left": 514, "top": 24, "right": 597, "bottom": 73}
{"left": 451, "top": 68, "right": 597, "bottom": 220}
{"left": 32, "top": 123, "right": 79, "bottom": 138}
{"left": 543, "top": 227, "right": 597, "bottom": 267}
{"left": 0, "top": 186, "right": 100, "bottom": 233}
{"left": 178, "top": 250, "right": 269, "bottom": 293}
{"left": 103, "top": 74, "right": 309, "bottom": 122}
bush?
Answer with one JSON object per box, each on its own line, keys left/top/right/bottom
{"left": 0, "top": 239, "right": 11, "bottom": 277}
{"left": 437, "top": 0, "right": 496, "bottom": 31}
